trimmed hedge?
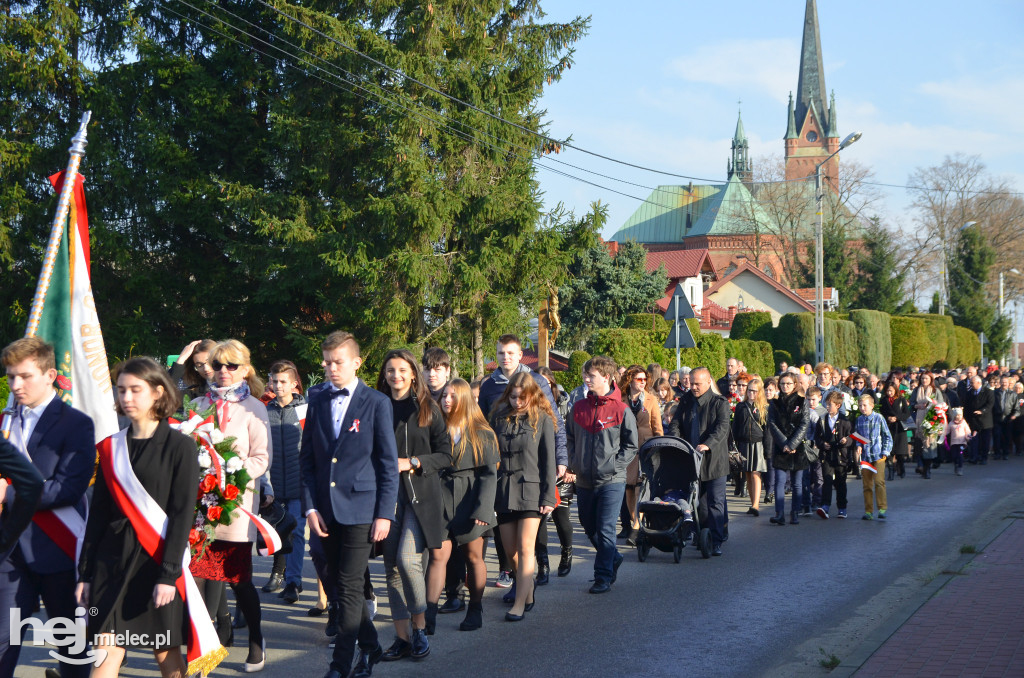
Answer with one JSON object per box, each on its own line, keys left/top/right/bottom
{"left": 729, "top": 311, "right": 772, "bottom": 341}
{"left": 826, "top": 316, "right": 860, "bottom": 370}
{"left": 954, "top": 326, "right": 981, "bottom": 368}
{"left": 907, "top": 313, "right": 958, "bottom": 366}
{"left": 890, "top": 316, "right": 931, "bottom": 368}
{"left": 556, "top": 350, "right": 591, "bottom": 391}
{"left": 773, "top": 350, "right": 792, "bottom": 372}
{"left": 591, "top": 320, "right": 725, "bottom": 377}
{"left": 848, "top": 309, "right": 892, "bottom": 375}
{"left": 590, "top": 329, "right": 660, "bottom": 371}
{"left": 623, "top": 313, "right": 668, "bottom": 332}
{"left": 771, "top": 313, "right": 816, "bottom": 365}
{"left": 723, "top": 338, "right": 774, "bottom": 379}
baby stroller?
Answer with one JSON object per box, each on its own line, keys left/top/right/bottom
{"left": 635, "top": 436, "right": 711, "bottom": 562}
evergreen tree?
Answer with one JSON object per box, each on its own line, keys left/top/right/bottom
{"left": 948, "top": 226, "right": 1012, "bottom": 360}
{"left": 847, "top": 219, "right": 909, "bottom": 314}
{"left": 556, "top": 240, "right": 669, "bottom": 351}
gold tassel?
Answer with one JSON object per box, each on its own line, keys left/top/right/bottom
{"left": 186, "top": 645, "right": 228, "bottom": 677}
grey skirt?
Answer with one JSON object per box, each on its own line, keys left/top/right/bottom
{"left": 739, "top": 440, "right": 767, "bottom": 473}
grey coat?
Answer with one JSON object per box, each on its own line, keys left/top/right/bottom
{"left": 441, "top": 433, "right": 499, "bottom": 544}
{"left": 490, "top": 409, "right": 557, "bottom": 512}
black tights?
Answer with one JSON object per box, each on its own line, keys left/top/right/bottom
{"left": 199, "top": 578, "right": 263, "bottom": 663}
{"left": 551, "top": 505, "right": 572, "bottom": 548}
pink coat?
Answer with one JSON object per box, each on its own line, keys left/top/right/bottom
{"left": 193, "top": 394, "right": 272, "bottom": 542}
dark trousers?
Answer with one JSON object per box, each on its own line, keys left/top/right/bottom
{"left": 322, "top": 522, "right": 378, "bottom": 674}
{"left": 576, "top": 483, "right": 624, "bottom": 584}
{"left": 969, "top": 428, "right": 992, "bottom": 463}
{"left": 309, "top": 532, "right": 338, "bottom": 603}
{"left": 0, "top": 553, "right": 90, "bottom": 678}
{"left": 698, "top": 476, "right": 728, "bottom": 547}
{"left": 444, "top": 546, "right": 466, "bottom": 597}
{"left": 821, "top": 469, "right": 848, "bottom": 510}
{"left": 1000, "top": 420, "right": 1015, "bottom": 457}
{"left": 802, "top": 462, "right": 823, "bottom": 509}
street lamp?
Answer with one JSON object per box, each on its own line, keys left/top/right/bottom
{"left": 814, "top": 131, "right": 862, "bottom": 364}
{"left": 939, "top": 220, "right": 976, "bottom": 316}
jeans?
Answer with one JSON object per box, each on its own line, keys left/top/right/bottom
{"left": 802, "top": 462, "right": 823, "bottom": 509}
{"left": 763, "top": 455, "right": 775, "bottom": 496}
{"left": 576, "top": 482, "right": 625, "bottom": 584}
{"left": 698, "top": 476, "right": 728, "bottom": 546}
{"left": 323, "top": 522, "right": 378, "bottom": 674}
{"left": 284, "top": 498, "right": 306, "bottom": 587}
{"left": 773, "top": 469, "right": 802, "bottom": 519}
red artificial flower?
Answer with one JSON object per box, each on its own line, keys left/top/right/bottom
{"left": 189, "top": 528, "right": 204, "bottom": 545}
{"left": 223, "top": 485, "right": 239, "bottom": 500}
{"left": 56, "top": 375, "right": 72, "bottom": 391}
{"left": 206, "top": 505, "right": 222, "bottom": 521}
{"left": 200, "top": 474, "right": 217, "bottom": 493}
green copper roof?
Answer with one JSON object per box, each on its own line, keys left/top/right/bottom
{"left": 786, "top": 92, "right": 798, "bottom": 139}
{"left": 827, "top": 90, "right": 839, "bottom": 138}
{"left": 734, "top": 109, "right": 747, "bottom": 143}
{"left": 609, "top": 175, "right": 774, "bottom": 243}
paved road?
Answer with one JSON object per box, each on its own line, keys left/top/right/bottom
{"left": 16, "top": 458, "right": 1024, "bottom": 678}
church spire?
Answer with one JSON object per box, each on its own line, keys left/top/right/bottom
{"left": 785, "top": 92, "right": 797, "bottom": 139}
{"left": 795, "top": 0, "right": 827, "bottom": 134}
{"left": 728, "top": 105, "right": 752, "bottom": 185}
{"left": 827, "top": 89, "right": 839, "bottom": 138}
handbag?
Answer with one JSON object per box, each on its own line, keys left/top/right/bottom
{"left": 257, "top": 500, "right": 298, "bottom": 555}
{"left": 802, "top": 440, "right": 819, "bottom": 464}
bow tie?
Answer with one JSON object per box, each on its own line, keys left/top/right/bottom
{"left": 330, "top": 387, "right": 350, "bottom": 400}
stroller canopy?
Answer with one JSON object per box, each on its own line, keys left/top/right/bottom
{"left": 638, "top": 436, "right": 702, "bottom": 498}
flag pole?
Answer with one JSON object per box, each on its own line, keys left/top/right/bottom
{"left": 2, "top": 111, "right": 92, "bottom": 438}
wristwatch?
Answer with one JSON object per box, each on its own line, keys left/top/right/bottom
{"left": 410, "top": 457, "right": 421, "bottom": 471}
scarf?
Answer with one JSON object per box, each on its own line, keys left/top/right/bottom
{"left": 207, "top": 381, "right": 251, "bottom": 403}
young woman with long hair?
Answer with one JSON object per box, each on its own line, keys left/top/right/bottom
{"left": 77, "top": 358, "right": 202, "bottom": 678}
{"left": 733, "top": 377, "right": 769, "bottom": 516}
{"left": 424, "top": 379, "right": 499, "bottom": 631}
{"left": 618, "top": 364, "right": 662, "bottom": 544}
{"left": 375, "top": 349, "right": 451, "bottom": 661}
{"left": 489, "top": 372, "right": 557, "bottom": 622}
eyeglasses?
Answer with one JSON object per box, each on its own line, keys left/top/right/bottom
{"left": 634, "top": 376, "right": 647, "bottom": 382}
{"left": 212, "top": 361, "right": 241, "bottom": 372}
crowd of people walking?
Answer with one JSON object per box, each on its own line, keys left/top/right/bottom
{"left": 0, "top": 329, "right": 1019, "bottom": 678}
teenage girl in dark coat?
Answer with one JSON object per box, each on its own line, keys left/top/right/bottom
{"left": 767, "top": 373, "right": 810, "bottom": 525}
{"left": 880, "top": 382, "right": 911, "bottom": 478}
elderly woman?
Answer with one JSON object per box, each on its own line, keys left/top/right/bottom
{"left": 189, "top": 339, "right": 271, "bottom": 672}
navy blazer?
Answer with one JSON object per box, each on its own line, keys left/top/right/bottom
{"left": 0, "top": 438, "right": 44, "bottom": 563}
{"left": 4, "top": 396, "right": 95, "bottom": 574}
{"left": 300, "top": 380, "right": 399, "bottom": 526}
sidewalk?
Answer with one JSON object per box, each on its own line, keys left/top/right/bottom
{"left": 851, "top": 517, "right": 1024, "bottom": 677}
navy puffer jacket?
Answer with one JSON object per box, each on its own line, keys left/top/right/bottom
{"left": 266, "top": 394, "right": 307, "bottom": 500}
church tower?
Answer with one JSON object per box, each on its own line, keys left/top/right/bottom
{"left": 784, "top": 0, "right": 840, "bottom": 187}
{"left": 727, "top": 107, "right": 753, "bottom": 186}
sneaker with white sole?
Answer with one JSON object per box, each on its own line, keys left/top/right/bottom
{"left": 496, "top": 570, "right": 513, "bottom": 588}
{"left": 816, "top": 506, "right": 829, "bottom": 520}
{"left": 838, "top": 509, "right": 847, "bottom": 519}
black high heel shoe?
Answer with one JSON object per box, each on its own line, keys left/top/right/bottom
{"left": 524, "top": 587, "right": 535, "bottom": 612}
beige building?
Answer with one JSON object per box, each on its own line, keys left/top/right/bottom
{"left": 702, "top": 263, "right": 814, "bottom": 336}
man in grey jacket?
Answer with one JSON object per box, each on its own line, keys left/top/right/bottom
{"left": 668, "top": 367, "right": 731, "bottom": 556}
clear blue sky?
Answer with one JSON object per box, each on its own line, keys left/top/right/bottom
{"left": 534, "top": 0, "right": 1024, "bottom": 240}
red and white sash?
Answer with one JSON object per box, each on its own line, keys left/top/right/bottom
{"left": 96, "top": 430, "right": 227, "bottom": 675}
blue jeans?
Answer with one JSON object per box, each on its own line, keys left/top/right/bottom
{"left": 284, "top": 498, "right": 306, "bottom": 587}
{"left": 576, "top": 483, "right": 625, "bottom": 584}
{"left": 774, "top": 469, "right": 802, "bottom": 519}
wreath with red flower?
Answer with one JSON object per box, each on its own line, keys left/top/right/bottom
{"left": 173, "top": 396, "right": 252, "bottom": 557}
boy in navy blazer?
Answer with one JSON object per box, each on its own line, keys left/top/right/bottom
{"left": 0, "top": 337, "right": 95, "bottom": 678}
{"left": 301, "top": 331, "right": 398, "bottom": 678}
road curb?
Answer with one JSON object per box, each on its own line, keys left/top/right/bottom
{"left": 828, "top": 513, "right": 1018, "bottom": 677}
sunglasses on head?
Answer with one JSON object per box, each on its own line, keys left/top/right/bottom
{"left": 212, "top": 361, "right": 241, "bottom": 372}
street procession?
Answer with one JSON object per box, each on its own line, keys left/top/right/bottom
{"left": 2, "top": 1, "right": 1023, "bottom": 677}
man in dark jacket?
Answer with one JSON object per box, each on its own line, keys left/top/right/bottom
{"left": 566, "top": 356, "right": 638, "bottom": 594}
{"left": 0, "top": 438, "right": 44, "bottom": 563}
{"left": 995, "top": 374, "right": 1019, "bottom": 459}
{"left": 669, "top": 367, "right": 731, "bottom": 555}
{"left": 964, "top": 375, "right": 994, "bottom": 464}
{"left": 716, "top": 357, "right": 739, "bottom": 396}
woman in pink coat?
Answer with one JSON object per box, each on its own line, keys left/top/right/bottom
{"left": 189, "top": 339, "right": 271, "bottom": 672}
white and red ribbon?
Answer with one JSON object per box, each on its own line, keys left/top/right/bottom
{"left": 859, "top": 459, "right": 878, "bottom": 474}
{"left": 295, "top": 403, "right": 308, "bottom": 430}
{"left": 240, "top": 507, "right": 282, "bottom": 556}
{"left": 851, "top": 431, "right": 870, "bottom": 446}
{"left": 96, "top": 431, "right": 226, "bottom": 675}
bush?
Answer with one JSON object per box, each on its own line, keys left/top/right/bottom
{"left": 729, "top": 311, "right": 772, "bottom": 341}
{"left": 773, "top": 349, "right": 792, "bottom": 372}
{"left": 907, "top": 313, "right": 957, "bottom": 366}
{"left": 623, "top": 313, "right": 668, "bottom": 333}
{"left": 890, "top": 317, "right": 931, "bottom": 369}
{"left": 723, "top": 338, "right": 774, "bottom": 379}
{"left": 771, "top": 313, "right": 816, "bottom": 365}
{"left": 0, "top": 376, "right": 7, "bottom": 405}
{"left": 557, "top": 350, "right": 591, "bottom": 391}
{"left": 681, "top": 332, "right": 725, "bottom": 377}
{"left": 954, "top": 326, "right": 981, "bottom": 368}
{"left": 826, "top": 317, "right": 860, "bottom": 371}
{"left": 590, "top": 329, "right": 659, "bottom": 370}
{"left": 848, "top": 309, "right": 892, "bottom": 375}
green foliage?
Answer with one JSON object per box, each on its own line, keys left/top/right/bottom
{"left": 558, "top": 241, "right": 669, "bottom": 352}
{"left": 954, "top": 326, "right": 981, "bottom": 368}
{"left": 890, "top": 317, "right": 932, "bottom": 368}
{"left": 907, "top": 314, "right": 958, "bottom": 366}
{"left": 623, "top": 313, "right": 668, "bottom": 332}
{"left": 683, "top": 332, "right": 726, "bottom": 377}
{"left": 0, "top": 376, "right": 7, "bottom": 404}
{"left": 948, "top": 225, "right": 1011, "bottom": 362}
{"left": 773, "top": 349, "right": 792, "bottom": 372}
{"left": 772, "top": 314, "right": 816, "bottom": 365}
{"left": 556, "top": 350, "right": 591, "bottom": 391}
{"left": 848, "top": 218, "right": 910, "bottom": 314}
{"left": 847, "top": 310, "right": 892, "bottom": 375}
{"left": 729, "top": 311, "right": 773, "bottom": 341}
{"left": 723, "top": 338, "right": 774, "bottom": 379}
{"left": 826, "top": 317, "right": 860, "bottom": 371}
{"left": 590, "top": 324, "right": 724, "bottom": 377}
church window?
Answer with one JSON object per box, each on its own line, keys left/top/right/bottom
{"left": 763, "top": 265, "right": 776, "bottom": 280}
{"left": 806, "top": 130, "right": 818, "bottom": 142}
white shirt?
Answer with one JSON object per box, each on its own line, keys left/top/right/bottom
{"left": 329, "top": 377, "right": 360, "bottom": 439}
{"left": 17, "top": 389, "right": 57, "bottom": 455}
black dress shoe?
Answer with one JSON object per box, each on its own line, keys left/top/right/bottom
{"left": 589, "top": 580, "right": 611, "bottom": 594}
{"left": 504, "top": 611, "right": 525, "bottom": 622}
{"left": 611, "top": 553, "right": 624, "bottom": 583}
{"left": 325, "top": 602, "right": 340, "bottom": 637}
{"left": 348, "top": 644, "right": 384, "bottom": 678}
{"left": 322, "top": 670, "right": 343, "bottom": 678}
{"left": 712, "top": 545, "right": 723, "bottom": 556}
{"left": 262, "top": 572, "right": 284, "bottom": 593}
{"left": 380, "top": 637, "right": 412, "bottom": 662}
{"left": 308, "top": 606, "right": 326, "bottom": 617}
{"left": 459, "top": 602, "right": 483, "bottom": 631}
{"left": 410, "top": 628, "right": 430, "bottom": 660}
{"left": 557, "top": 546, "right": 573, "bottom": 577}
{"left": 438, "top": 595, "right": 465, "bottom": 613}
{"left": 281, "top": 582, "right": 300, "bottom": 604}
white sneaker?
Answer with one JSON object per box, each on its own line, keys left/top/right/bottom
{"left": 496, "top": 570, "right": 514, "bottom": 588}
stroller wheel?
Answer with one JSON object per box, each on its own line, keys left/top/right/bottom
{"left": 637, "top": 538, "right": 650, "bottom": 562}
{"left": 673, "top": 543, "right": 683, "bottom": 563}
{"left": 699, "top": 528, "right": 712, "bottom": 559}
